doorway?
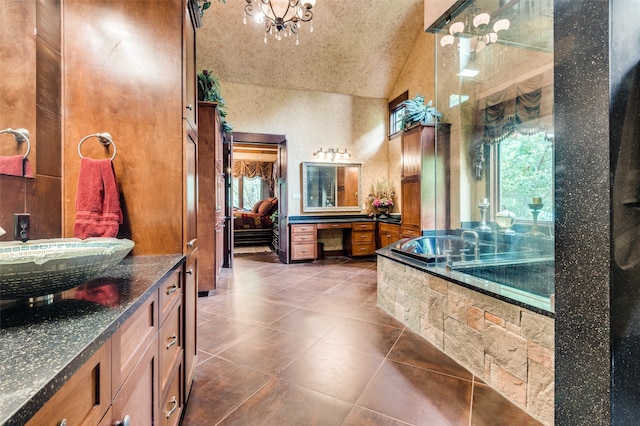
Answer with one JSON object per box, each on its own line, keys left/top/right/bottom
{"left": 227, "top": 132, "right": 288, "bottom": 264}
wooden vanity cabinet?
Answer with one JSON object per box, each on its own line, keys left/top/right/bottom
{"left": 378, "top": 222, "right": 402, "bottom": 248}
{"left": 347, "top": 222, "right": 376, "bottom": 256}
{"left": 290, "top": 224, "right": 317, "bottom": 260}
{"left": 25, "top": 341, "right": 112, "bottom": 426}
{"left": 400, "top": 123, "right": 451, "bottom": 237}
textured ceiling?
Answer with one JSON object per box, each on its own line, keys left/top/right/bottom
{"left": 197, "top": 0, "right": 424, "bottom": 99}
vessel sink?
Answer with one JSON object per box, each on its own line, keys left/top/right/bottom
{"left": 0, "top": 238, "right": 134, "bottom": 298}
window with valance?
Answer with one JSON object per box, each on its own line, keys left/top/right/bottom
{"left": 471, "top": 70, "right": 553, "bottom": 180}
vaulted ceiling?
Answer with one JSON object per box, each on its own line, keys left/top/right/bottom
{"left": 196, "top": 0, "right": 425, "bottom": 99}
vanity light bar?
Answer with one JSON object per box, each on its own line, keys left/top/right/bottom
{"left": 313, "top": 148, "right": 351, "bottom": 161}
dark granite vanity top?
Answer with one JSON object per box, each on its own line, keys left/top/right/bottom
{"left": 0, "top": 254, "right": 185, "bottom": 425}
{"left": 289, "top": 214, "right": 401, "bottom": 225}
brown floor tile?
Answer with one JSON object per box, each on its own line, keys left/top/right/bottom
{"left": 218, "top": 377, "right": 353, "bottom": 426}
{"left": 470, "top": 383, "right": 544, "bottom": 426}
{"left": 343, "top": 406, "right": 412, "bottom": 425}
{"left": 280, "top": 340, "right": 384, "bottom": 403}
{"left": 358, "top": 360, "right": 472, "bottom": 426}
{"left": 181, "top": 356, "right": 271, "bottom": 426}
{"left": 218, "top": 327, "right": 316, "bottom": 375}
{"left": 268, "top": 308, "right": 344, "bottom": 339}
{"left": 320, "top": 317, "right": 403, "bottom": 358}
{"left": 197, "top": 313, "right": 261, "bottom": 355}
{"left": 388, "top": 329, "right": 474, "bottom": 380}
{"left": 262, "top": 286, "right": 321, "bottom": 306}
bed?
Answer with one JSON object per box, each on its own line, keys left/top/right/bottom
{"left": 233, "top": 198, "right": 277, "bottom": 247}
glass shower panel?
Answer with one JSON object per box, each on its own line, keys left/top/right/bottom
{"left": 432, "top": 0, "right": 555, "bottom": 311}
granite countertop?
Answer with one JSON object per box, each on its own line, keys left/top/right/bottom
{"left": 289, "top": 214, "right": 401, "bottom": 225}
{"left": 0, "top": 254, "right": 185, "bottom": 426}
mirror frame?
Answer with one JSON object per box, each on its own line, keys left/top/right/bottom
{"left": 302, "top": 161, "right": 362, "bottom": 213}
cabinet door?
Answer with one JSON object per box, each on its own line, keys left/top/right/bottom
{"left": 112, "top": 335, "right": 159, "bottom": 426}
{"left": 184, "top": 1, "right": 197, "bottom": 129}
{"left": 401, "top": 178, "right": 421, "bottom": 237}
{"left": 184, "top": 252, "right": 198, "bottom": 401}
{"left": 185, "top": 129, "right": 198, "bottom": 256}
{"left": 401, "top": 126, "right": 422, "bottom": 179}
{"left": 26, "top": 341, "right": 112, "bottom": 426}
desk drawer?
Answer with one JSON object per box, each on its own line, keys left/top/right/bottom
{"left": 292, "top": 233, "right": 316, "bottom": 243}
{"left": 317, "top": 222, "right": 351, "bottom": 230}
{"left": 352, "top": 222, "right": 375, "bottom": 231}
{"left": 352, "top": 231, "right": 374, "bottom": 243}
{"left": 291, "top": 242, "right": 316, "bottom": 260}
{"left": 291, "top": 224, "right": 316, "bottom": 235}
{"left": 351, "top": 242, "right": 376, "bottom": 256}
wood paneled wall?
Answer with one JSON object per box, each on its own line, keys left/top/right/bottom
{"left": 62, "top": 0, "right": 185, "bottom": 255}
{"left": 0, "top": 0, "right": 61, "bottom": 241}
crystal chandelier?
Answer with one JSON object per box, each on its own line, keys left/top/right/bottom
{"left": 243, "top": 0, "right": 316, "bottom": 45}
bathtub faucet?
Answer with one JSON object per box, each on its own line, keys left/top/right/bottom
{"left": 461, "top": 230, "right": 480, "bottom": 261}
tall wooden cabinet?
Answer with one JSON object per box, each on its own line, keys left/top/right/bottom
{"left": 197, "top": 102, "right": 226, "bottom": 293}
{"left": 400, "top": 123, "right": 451, "bottom": 237}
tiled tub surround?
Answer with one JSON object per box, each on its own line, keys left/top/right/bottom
{"left": 0, "top": 254, "right": 184, "bottom": 425}
{"left": 377, "top": 253, "right": 554, "bottom": 425}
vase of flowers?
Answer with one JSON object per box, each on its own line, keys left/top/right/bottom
{"left": 369, "top": 179, "right": 395, "bottom": 217}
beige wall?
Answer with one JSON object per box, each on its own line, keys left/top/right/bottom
{"left": 221, "top": 82, "right": 388, "bottom": 217}
{"left": 386, "top": 30, "right": 436, "bottom": 215}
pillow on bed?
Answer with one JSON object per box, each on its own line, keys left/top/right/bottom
{"left": 268, "top": 198, "right": 278, "bottom": 215}
{"left": 252, "top": 200, "right": 264, "bottom": 213}
{"left": 258, "top": 199, "right": 273, "bottom": 216}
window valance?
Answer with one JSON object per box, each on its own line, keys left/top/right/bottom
{"left": 233, "top": 160, "right": 274, "bottom": 180}
{"left": 471, "top": 71, "right": 553, "bottom": 180}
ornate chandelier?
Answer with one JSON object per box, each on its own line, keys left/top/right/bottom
{"left": 243, "top": 0, "right": 316, "bottom": 45}
{"left": 440, "top": 7, "right": 510, "bottom": 55}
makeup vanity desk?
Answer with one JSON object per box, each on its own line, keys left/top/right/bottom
{"left": 288, "top": 215, "right": 401, "bottom": 262}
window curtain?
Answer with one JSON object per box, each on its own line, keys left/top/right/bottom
{"left": 233, "top": 160, "right": 276, "bottom": 197}
{"left": 471, "top": 72, "right": 552, "bottom": 180}
{"left": 232, "top": 160, "right": 274, "bottom": 180}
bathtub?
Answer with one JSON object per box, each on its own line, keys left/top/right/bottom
{"left": 388, "top": 234, "right": 554, "bottom": 313}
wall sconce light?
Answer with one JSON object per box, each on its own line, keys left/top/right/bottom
{"left": 313, "top": 147, "right": 351, "bottom": 161}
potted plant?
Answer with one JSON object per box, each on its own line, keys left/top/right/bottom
{"left": 197, "top": 69, "right": 233, "bottom": 133}
{"left": 400, "top": 95, "right": 442, "bottom": 130}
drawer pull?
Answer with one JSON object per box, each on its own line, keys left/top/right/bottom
{"left": 358, "top": 224, "right": 367, "bottom": 228}
{"left": 116, "top": 415, "right": 131, "bottom": 426}
{"left": 186, "top": 104, "right": 193, "bottom": 110}
{"left": 359, "top": 235, "right": 367, "bottom": 239}
{"left": 301, "top": 236, "right": 308, "bottom": 240}
{"left": 187, "top": 238, "right": 197, "bottom": 248}
{"left": 166, "top": 333, "right": 178, "bottom": 349}
{"left": 331, "top": 224, "right": 339, "bottom": 227}
{"left": 166, "top": 396, "right": 178, "bottom": 419}
{"left": 186, "top": 269, "right": 193, "bottom": 275}
{"left": 166, "top": 284, "right": 178, "bottom": 295}
{"left": 58, "top": 420, "right": 67, "bottom": 426}
{"left": 301, "top": 249, "right": 307, "bottom": 253}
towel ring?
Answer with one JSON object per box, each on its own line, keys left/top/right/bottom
{"left": 77, "top": 132, "right": 117, "bottom": 161}
{"left": 0, "top": 128, "right": 31, "bottom": 159}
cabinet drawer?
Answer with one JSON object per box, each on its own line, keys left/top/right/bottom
{"left": 27, "top": 341, "right": 112, "bottom": 426}
{"left": 112, "top": 293, "right": 158, "bottom": 396}
{"left": 352, "top": 231, "right": 374, "bottom": 243}
{"left": 159, "top": 301, "right": 182, "bottom": 394}
{"left": 317, "top": 222, "right": 350, "bottom": 230}
{"left": 352, "top": 222, "right": 375, "bottom": 231}
{"left": 291, "top": 224, "right": 316, "bottom": 235}
{"left": 291, "top": 242, "right": 316, "bottom": 260}
{"left": 401, "top": 226, "right": 421, "bottom": 238}
{"left": 161, "top": 362, "right": 184, "bottom": 426}
{"left": 292, "top": 233, "right": 316, "bottom": 243}
{"left": 159, "top": 269, "right": 182, "bottom": 325}
{"left": 351, "top": 242, "right": 376, "bottom": 256}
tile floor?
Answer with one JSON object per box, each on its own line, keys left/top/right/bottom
{"left": 181, "top": 252, "right": 543, "bottom": 426}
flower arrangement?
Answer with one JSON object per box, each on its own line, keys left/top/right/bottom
{"left": 197, "top": 69, "right": 233, "bottom": 133}
{"left": 368, "top": 179, "right": 395, "bottom": 213}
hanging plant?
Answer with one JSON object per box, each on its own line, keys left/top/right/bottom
{"left": 400, "top": 95, "right": 442, "bottom": 130}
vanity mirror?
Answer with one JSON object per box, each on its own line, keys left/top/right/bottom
{"left": 302, "top": 162, "right": 361, "bottom": 212}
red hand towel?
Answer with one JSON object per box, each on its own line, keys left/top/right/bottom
{"left": 0, "top": 155, "right": 34, "bottom": 178}
{"left": 73, "top": 157, "right": 123, "bottom": 239}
